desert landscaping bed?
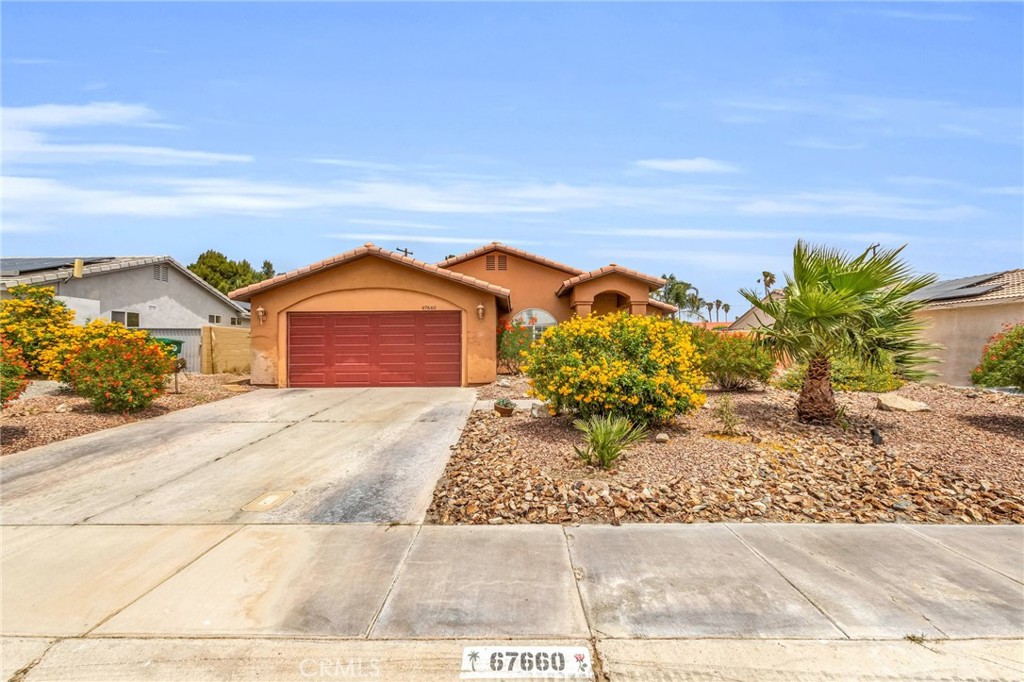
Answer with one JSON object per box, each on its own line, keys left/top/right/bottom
{"left": 429, "top": 384, "right": 1024, "bottom": 525}
{"left": 1, "top": 374, "right": 254, "bottom": 455}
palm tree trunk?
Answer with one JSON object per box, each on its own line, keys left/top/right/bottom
{"left": 796, "top": 354, "right": 837, "bottom": 424}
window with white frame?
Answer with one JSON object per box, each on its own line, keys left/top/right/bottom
{"left": 111, "top": 311, "right": 140, "bottom": 328}
{"left": 230, "top": 317, "right": 243, "bottom": 326}
{"left": 512, "top": 308, "right": 557, "bottom": 341}
{"left": 209, "top": 314, "right": 222, "bottom": 324}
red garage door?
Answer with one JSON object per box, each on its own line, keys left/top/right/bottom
{"left": 288, "top": 311, "right": 462, "bottom": 387}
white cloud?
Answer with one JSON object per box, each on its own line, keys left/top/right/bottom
{"left": 305, "top": 158, "right": 403, "bottom": 171}
{"left": 737, "top": 191, "right": 981, "bottom": 222}
{"left": 590, "top": 248, "right": 790, "bottom": 274}
{"left": 789, "top": 137, "right": 865, "bottom": 151}
{"left": 870, "top": 9, "right": 974, "bottom": 23}
{"left": 327, "top": 233, "right": 538, "bottom": 245}
{"left": 635, "top": 157, "right": 740, "bottom": 173}
{"left": 720, "top": 94, "right": 1022, "bottom": 144}
{"left": 2, "top": 102, "right": 251, "bottom": 166}
{"left": 3, "top": 174, "right": 984, "bottom": 226}
{"left": 348, "top": 218, "right": 452, "bottom": 230}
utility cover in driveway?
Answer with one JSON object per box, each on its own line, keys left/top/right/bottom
{"left": 288, "top": 311, "right": 461, "bottom": 387}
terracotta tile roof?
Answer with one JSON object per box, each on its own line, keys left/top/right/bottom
{"left": 229, "top": 243, "right": 512, "bottom": 309}
{"left": 924, "top": 269, "right": 1024, "bottom": 309}
{"left": 556, "top": 264, "right": 666, "bottom": 296}
{"left": 438, "top": 242, "right": 584, "bottom": 275}
{"left": 646, "top": 298, "right": 679, "bottom": 313}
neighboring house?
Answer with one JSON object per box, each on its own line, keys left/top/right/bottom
{"left": 909, "top": 270, "right": 1024, "bottom": 386}
{"left": 728, "top": 290, "right": 784, "bottom": 331}
{"left": 1, "top": 256, "right": 250, "bottom": 371}
{"left": 230, "top": 242, "right": 676, "bottom": 388}
{"left": 689, "top": 321, "right": 732, "bottom": 331}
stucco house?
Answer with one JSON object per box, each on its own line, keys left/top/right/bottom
{"left": 229, "top": 242, "right": 676, "bottom": 387}
{"left": 910, "top": 269, "right": 1024, "bottom": 386}
{"left": 0, "top": 256, "right": 250, "bottom": 370}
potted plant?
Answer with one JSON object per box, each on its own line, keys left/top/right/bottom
{"left": 494, "top": 397, "right": 515, "bottom": 417}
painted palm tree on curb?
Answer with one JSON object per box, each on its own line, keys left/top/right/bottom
{"left": 740, "top": 241, "right": 936, "bottom": 424}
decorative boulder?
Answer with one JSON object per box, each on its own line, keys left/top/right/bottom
{"left": 876, "top": 393, "right": 931, "bottom": 413}
{"left": 655, "top": 433, "right": 670, "bottom": 443}
{"left": 530, "top": 403, "right": 551, "bottom": 419}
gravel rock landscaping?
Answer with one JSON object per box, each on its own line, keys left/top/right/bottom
{"left": 1, "top": 374, "right": 254, "bottom": 455}
{"left": 429, "top": 383, "right": 1023, "bottom": 525}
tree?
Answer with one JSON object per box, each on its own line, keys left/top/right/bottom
{"left": 188, "top": 251, "right": 276, "bottom": 294}
{"left": 722, "top": 302, "right": 731, "bottom": 321}
{"left": 740, "top": 241, "right": 936, "bottom": 424}
{"left": 714, "top": 299, "right": 722, "bottom": 322}
{"left": 705, "top": 301, "right": 714, "bottom": 320}
{"left": 655, "top": 274, "right": 705, "bottom": 320}
{"left": 758, "top": 271, "right": 777, "bottom": 298}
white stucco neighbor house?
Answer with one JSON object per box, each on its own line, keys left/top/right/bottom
{"left": 0, "top": 256, "right": 250, "bottom": 370}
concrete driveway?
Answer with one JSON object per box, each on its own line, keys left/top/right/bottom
{"left": 0, "top": 387, "right": 475, "bottom": 526}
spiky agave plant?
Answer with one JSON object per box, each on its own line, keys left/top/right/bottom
{"left": 740, "top": 241, "right": 937, "bottom": 424}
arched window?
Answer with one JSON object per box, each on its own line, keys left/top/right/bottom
{"left": 513, "top": 308, "right": 557, "bottom": 341}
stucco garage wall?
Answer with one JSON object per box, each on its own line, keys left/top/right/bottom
{"left": 917, "top": 301, "right": 1024, "bottom": 386}
{"left": 248, "top": 256, "right": 498, "bottom": 387}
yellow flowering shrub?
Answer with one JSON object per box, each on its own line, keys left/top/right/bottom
{"left": 0, "top": 285, "right": 76, "bottom": 374}
{"left": 37, "top": 319, "right": 153, "bottom": 382}
{"left": 522, "top": 312, "right": 707, "bottom": 425}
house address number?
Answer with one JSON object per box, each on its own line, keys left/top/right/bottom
{"left": 422, "top": 305, "right": 437, "bottom": 310}
{"left": 459, "top": 646, "right": 593, "bottom": 679}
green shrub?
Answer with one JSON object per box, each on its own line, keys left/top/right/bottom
{"left": 66, "top": 335, "right": 177, "bottom": 412}
{"left": 775, "top": 353, "right": 904, "bottom": 393}
{"left": 522, "top": 312, "right": 707, "bottom": 426}
{"left": 1, "top": 339, "right": 31, "bottom": 408}
{"left": 497, "top": 318, "right": 532, "bottom": 374}
{"left": 0, "top": 285, "right": 76, "bottom": 373}
{"left": 971, "top": 322, "right": 1024, "bottom": 391}
{"left": 698, "top": 331, "right": 774, "bottom": 391}
{"left": 572, "top": 413, "right": 648, "bottom": 469}
{"left": 712, "top": 394, "right": 742, "bottom": 435}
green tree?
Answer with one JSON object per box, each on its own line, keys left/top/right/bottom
{"left": 713, "top": 299, "right": 722, "bottom": 322}
{"left": 188, "top": 250, "right": 275, "bottom": 294}
{"left": 759, "top": 271, "right": 777, "bottom": 298}
{"left": 656, "top": 274, "right": 705, "bottom": 320}
{"left": 722, "top": 302, "right": 731, "bottom": 321}
{"left": 740, "top": 241, "right": 935, "bottom": 424}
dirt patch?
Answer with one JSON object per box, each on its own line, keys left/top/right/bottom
{"left": 1, "top": 374, "right": 255, "bottom": 455}
{"left": 428, "top": 385, "right": 1024, "bottom": 526}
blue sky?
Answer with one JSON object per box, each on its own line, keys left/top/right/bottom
{"left": 3, "top": 2, "right": 1022, "bottom": 315}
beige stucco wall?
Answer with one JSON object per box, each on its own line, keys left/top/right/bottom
{"left": 443, "top": 253, "right": 575, "bottom": 323}
{"left": 917, "top": 301, "right": 1024, "bottom": 386}
{"left": 201, "top": 326, "right": 250, "bottom": 374}
{"left": 571, "top": 273, "right": 657, "bottom": 316}
{"left": 247, "top": 256, "right": 498, "bottom": 387}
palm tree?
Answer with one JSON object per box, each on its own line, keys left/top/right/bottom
{"left": 705, "top": 301, "right": 714, "bottom": 321}
{"left": 740, "top": 241, "right": 936, "bottom": 424}
{"left": 759, "top": 271, "right": 777, "bottom": 298}
{"left": 713, "top": 299, "right": 722, "bottom": 322}
{"left": 722, "top": 302, "right": 731, "bottom": 321}
{"left": 657, "top": 274, "right": 705, "bottom": 321}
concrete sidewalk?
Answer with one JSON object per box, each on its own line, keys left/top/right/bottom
{"left": 3, "top": 523, "right": 1022, "bottom": 680}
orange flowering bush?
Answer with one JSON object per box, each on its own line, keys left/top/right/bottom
{"left": 522, "top": 312, "right": 707, "bottom": 425}
{"left": 971, "top": 322, "right": 1024, "bottom": 391}
{"left": 1, "top": 338, "right": 31, "bottom": 408}
{"left": 65, "top": 335, "right": 176, "bottom": 412}
{"left": 0, "top": 285, "right": 76, "bottom": 373}
{"left": 497, "top": 318, "right": 533, "bottom": 374}
{"left": 37, "top": 319, "right": 152, "bottom": 382}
